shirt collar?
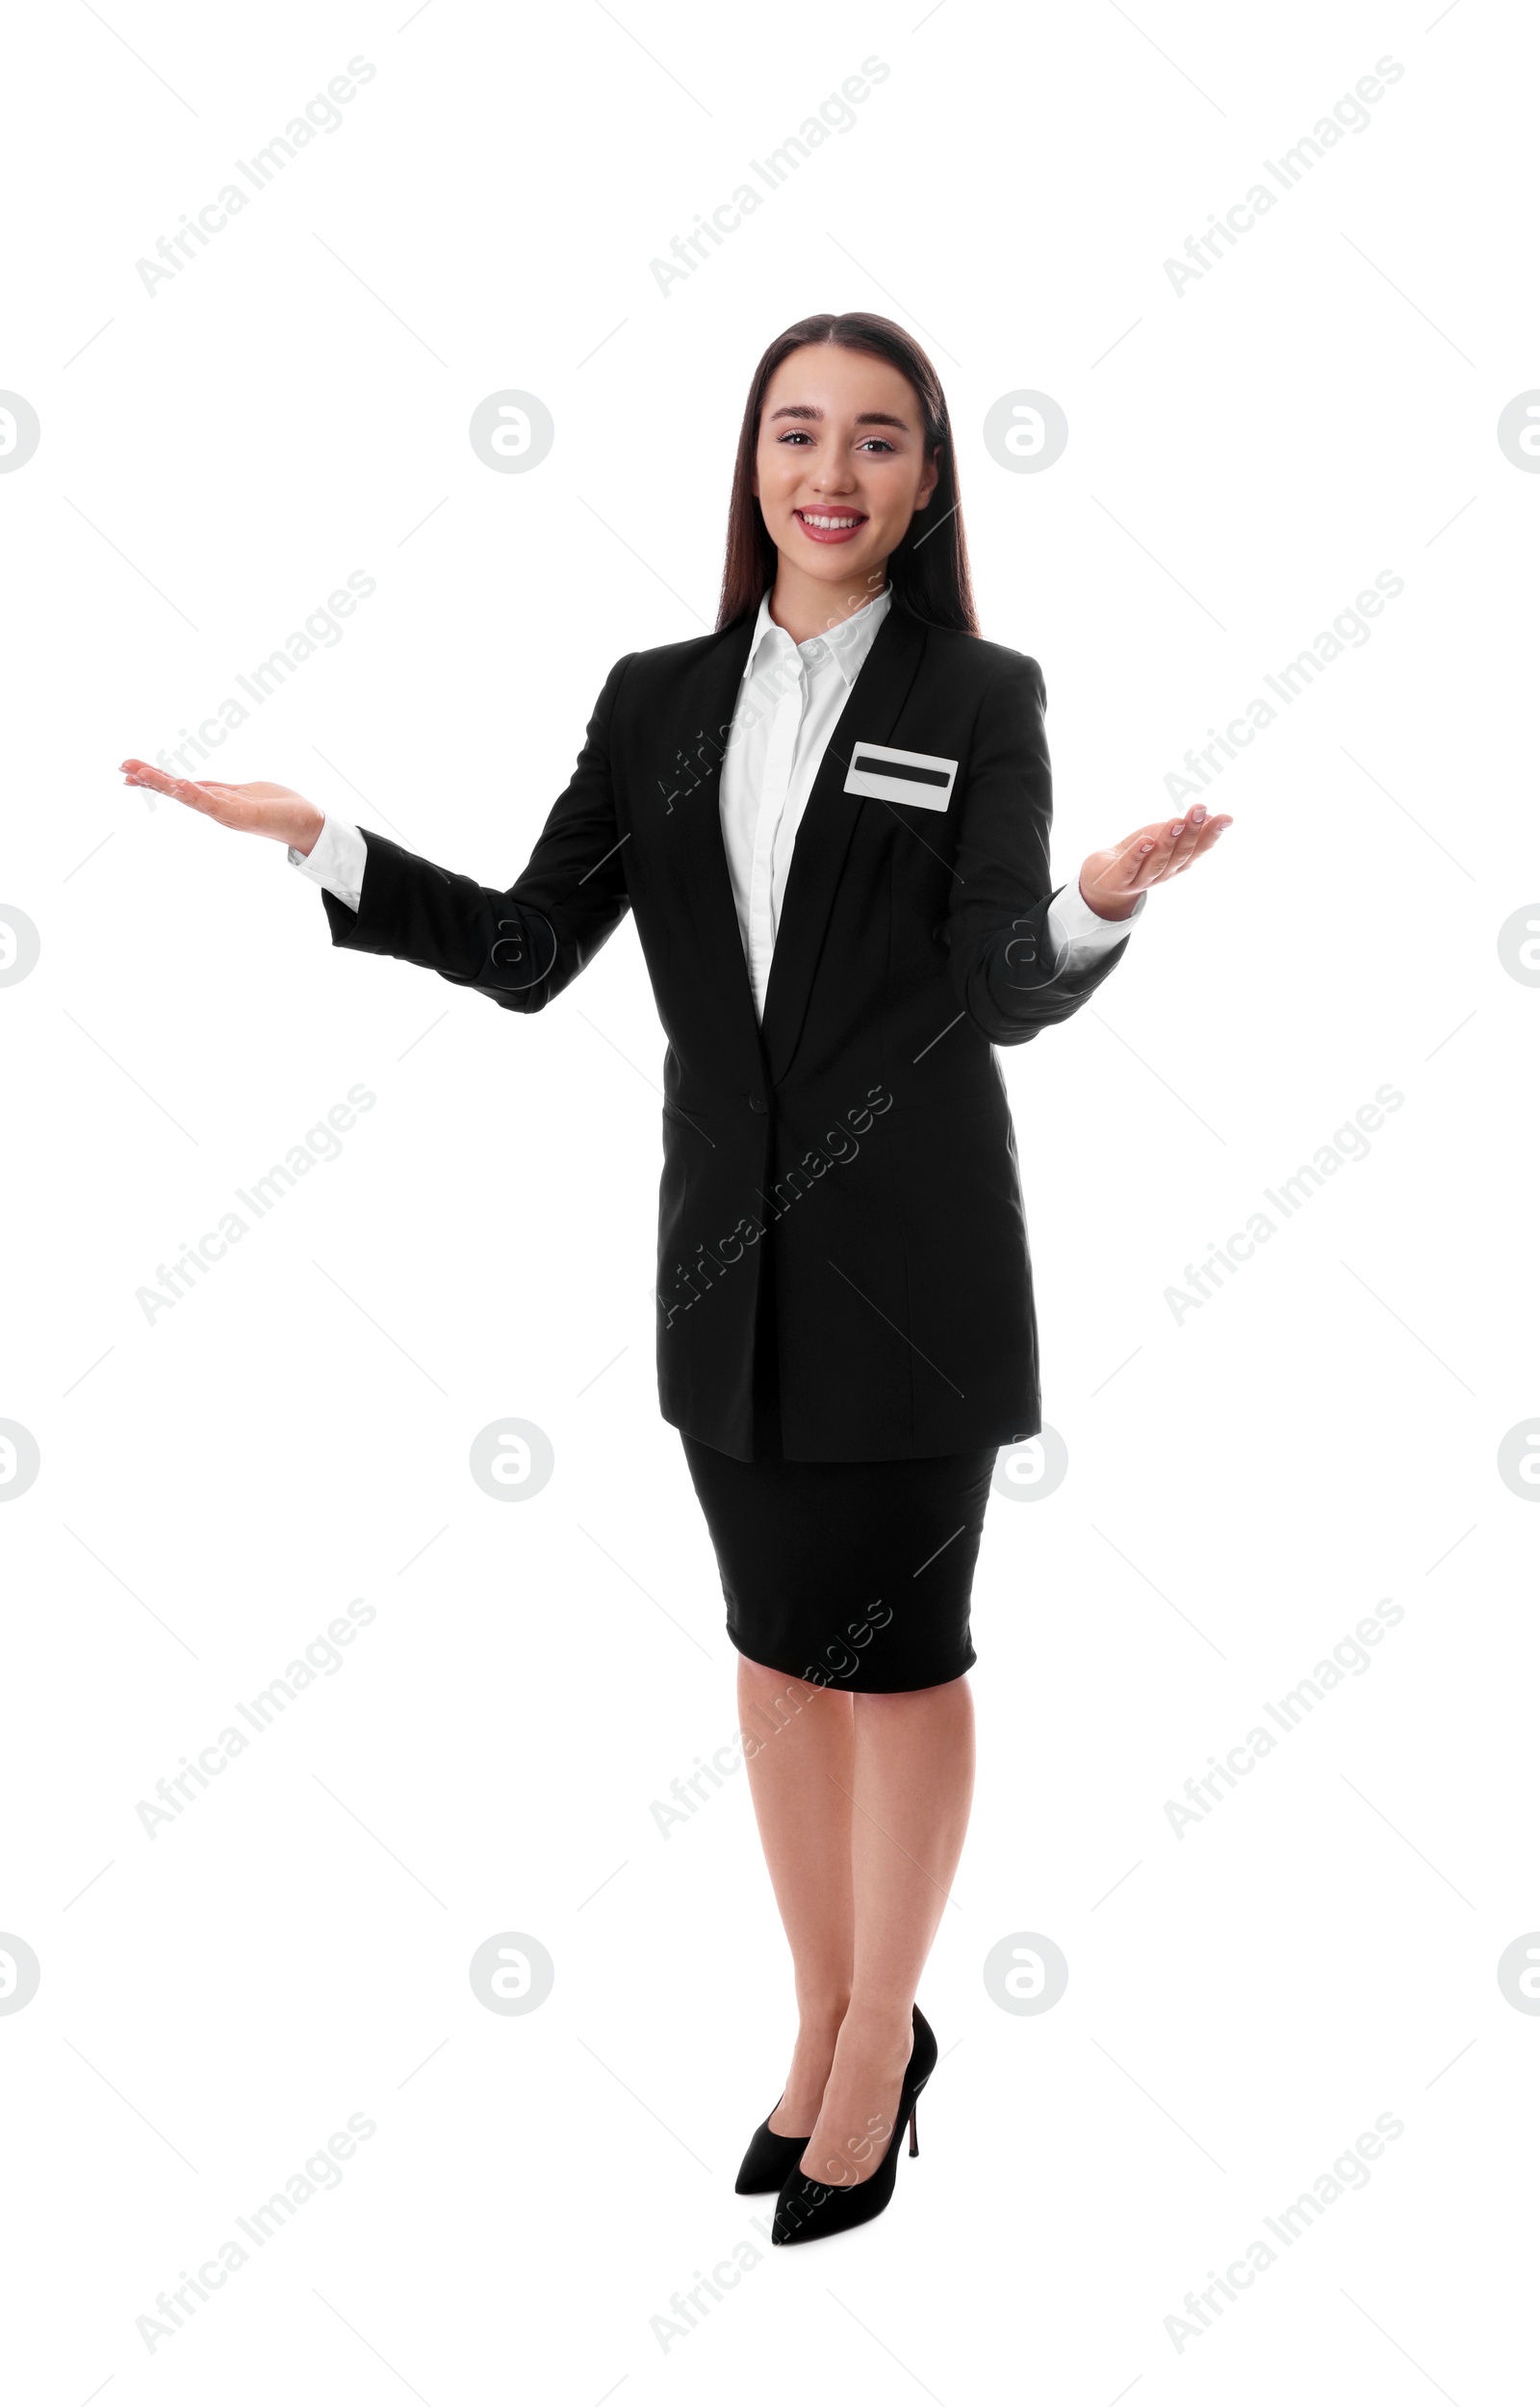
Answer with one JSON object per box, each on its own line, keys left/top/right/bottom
{"left": 743, "top": 582, "right": 893, "bottom": 691}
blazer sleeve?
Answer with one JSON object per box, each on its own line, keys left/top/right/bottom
{"left": 942, "top": 652, "right": 1133, "bottom": 1045}
{"left": 318, "top": 651, "right": 637, "bottom": 1014}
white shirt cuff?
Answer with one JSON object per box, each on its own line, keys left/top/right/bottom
{"left": 289, "top": 815, "right": 367, "bottom": 914}
{"left": 1046, "top": 879, "right": 1145, "bottom": 963}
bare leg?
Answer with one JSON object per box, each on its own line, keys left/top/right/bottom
{"left": 799, "top": 1674, "right": 976, "bottom": 2184}
{"left": 736, "top": 1656, "right": 855, "bottom": 2135}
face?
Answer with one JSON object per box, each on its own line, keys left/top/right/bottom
{"left": 752, "top": 343, "right": 940, "bottom": 607}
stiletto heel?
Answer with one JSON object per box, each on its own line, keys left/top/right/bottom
{"left": 771, "top": 2006, "right": 937, "bottom": 2245}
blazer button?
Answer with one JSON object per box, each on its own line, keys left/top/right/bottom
{"left": 748, "top": 1095, "right": 768, "bottom": 1113}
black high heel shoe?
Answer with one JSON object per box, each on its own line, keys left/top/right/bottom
{"left": 733, "top": 2097, "right": 811, "bottom": 2194}
{"left": 770, "top": 2005, "right": 937, "bottom": 2245}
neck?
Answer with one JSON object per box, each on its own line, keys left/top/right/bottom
{"left": 766, "top": 559, "right": 890, "bottom": 646}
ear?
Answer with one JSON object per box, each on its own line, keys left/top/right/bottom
{"left": 914, "top": 447, "right": 941, "bottom": 511}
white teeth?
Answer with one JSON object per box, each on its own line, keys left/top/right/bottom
{"left": 801, "top": 511, "right": 861, "bottom": 530}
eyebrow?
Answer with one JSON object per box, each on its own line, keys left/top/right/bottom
{"left": 767, "top": 404, "right": 911, "bottom": 430}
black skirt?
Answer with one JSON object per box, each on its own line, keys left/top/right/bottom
{"left": 679, "top": 1225, "right": 994, "bottom": 1693}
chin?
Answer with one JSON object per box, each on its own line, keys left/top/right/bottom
{"left": 797, "top": 539, "right": 883, "bottom": 580}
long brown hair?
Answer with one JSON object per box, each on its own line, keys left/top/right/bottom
{"left": 715, "top": 312, "right": 980, "bottom": 635}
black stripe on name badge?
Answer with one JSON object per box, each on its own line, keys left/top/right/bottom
{"left": 850, "top": 752, "right": 949, "bottom": 788}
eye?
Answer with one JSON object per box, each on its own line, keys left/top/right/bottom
{"left": 858, "top": 437, "right": 896, "bottom": 453}
{"left": 776, "top": 430, "right": 813, "bottom": 446}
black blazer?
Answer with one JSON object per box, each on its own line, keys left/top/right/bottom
{"left": 320, "top": 591, "right": 1132, "bottom": 1461}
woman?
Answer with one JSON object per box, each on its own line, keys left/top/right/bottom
{"left": 121, "top": 310, "right": 1229, "bottom": 2244}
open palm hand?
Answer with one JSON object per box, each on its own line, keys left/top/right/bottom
{"left": 119, "top": 760, "right": 322, "bottom": 852}
{"left": 1080, "top": 802, "right": 1232, "bottom": 920}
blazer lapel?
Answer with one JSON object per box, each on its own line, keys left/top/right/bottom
{"left": 660, "top": 608, "right": 768, "bottom": 1080}
{"left": 760, "top": 597, "right": 928, "bottom": 1088}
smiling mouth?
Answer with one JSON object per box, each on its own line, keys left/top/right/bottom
{"left": 793, "top": 507, "right": 867, "bottom": 542}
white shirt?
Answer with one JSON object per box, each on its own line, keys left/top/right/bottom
{"left": 291, "top": 592, "right": 1142, "bottom": 1004}
{"left": 720, "top": 582, "right": 888, "bottom": 1015}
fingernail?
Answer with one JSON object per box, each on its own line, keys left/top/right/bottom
{"left": 1192, "top": 806, "right": 1207, "bottom": 823}
{"left": 1140, "top": 841, "right": 1155, "bottom": 853}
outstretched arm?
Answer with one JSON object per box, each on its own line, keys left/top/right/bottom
{"left": 120, "top": 651, "right": 638, "bottom": 1015}
{"left": 943, "top": 653, "right": 1230, "bottom": 1044}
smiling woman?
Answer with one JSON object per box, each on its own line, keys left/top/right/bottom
{"left": 118, "top": 305, "right": 1230, "bottom": 2252}
{"left": 722, "top": 324, "right": 951, "bottom": 634}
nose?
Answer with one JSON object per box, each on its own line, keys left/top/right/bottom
{"left": 809, "top": 464, "right": 859, "bottom": 497}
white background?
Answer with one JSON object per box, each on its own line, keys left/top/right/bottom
{"left": 3, "top": 0, "right": 1535, "bottom": 2399}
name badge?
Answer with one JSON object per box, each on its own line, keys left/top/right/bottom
{"left": 843, "top": 741, "right": 958, "bottom": 812}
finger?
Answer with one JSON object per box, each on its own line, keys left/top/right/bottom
{"left": 1097, "top": 835, "right": 1161, "bottom": 892}
{"left": 1161, "top": 808, "right": 1210, "bottom": 876}
{"left": 1110, "top": 821, "right": 1169, "bottom": 867}
{"left": 1124, "top": 816, "right": 1188, "bottom": 891}
{"left": 1121, "top": 835, "right": 1167, "bottom": 887}
{"left": 1166, "top": 813, "right": 1234, "bottom": 874}
{"left": 120, "top": 761, "right": 185, "bottom": 795}
{"left": 1148, "top": 802, "right": 1222, "bottom": 882}
{"left": 1099, "top": 818, "right": 1179, "bottom": 888}
{"left": 124, "top": 764, "right": 219, "bottom": 814}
